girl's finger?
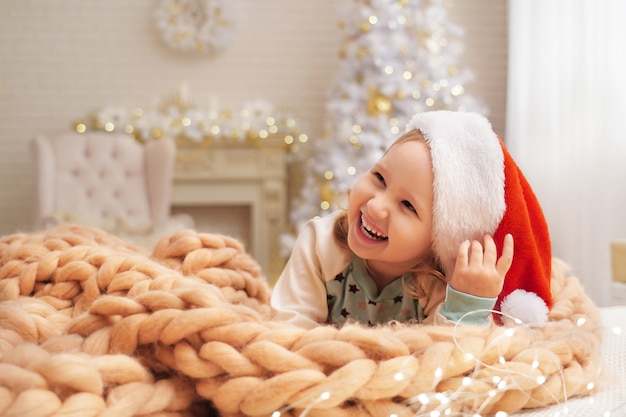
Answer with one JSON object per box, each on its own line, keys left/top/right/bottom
{"left": 482, "top": 234, "right": 497, "bottom": 266}
{"left": 469, "top": 240, "right": 483, "bottom": 265}
{"left": 455, "top": 240, "right": 471, "bottom": 267}
{"left": 496, "top": 234, "right": 514, "bottom": 276}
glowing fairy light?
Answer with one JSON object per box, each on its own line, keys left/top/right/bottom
{"left": 417, "top": 393, "right": 430, "bottom": 405}
{"left": 465, "top": 352, "right": 475, "bottom": 361}
{"left": 499, "top": 356, "right": 506, "bottom": 364}
{"left": 587, "top": 381, "right": 595, "bottom": 391}
{"left": 494, "top": 412, "right": 510, "bottom": 417}
{"left": 435, "top": 393, "right": 449, "bottom": 404}
{"left": 451, "top": 84, "right": 465, "bottom": 96}
{"left": 320, "top": 391, "right": 331, "bottom": 400}
{"left": 462, "top": 376, "right": 472, "bottom": 386}
{"left": 536, "top": 375, "right": 547, "bottom": 385}
{"left": 532, "top": 360, "right": 540, "bottom": 369}
{"left": 577, "top": 317, "right": 587, "bottom": 326}
{"left": 272, "top": 412, "right": 281, "bottom": 417}
{"left": 504, "top": 328, "right": 515, "bottom": 338}
{"left": 394, "top": 372, "right": 405, "bottom": 381}
{"left": 434, "top": 367, "right": 443, "bottom": 379}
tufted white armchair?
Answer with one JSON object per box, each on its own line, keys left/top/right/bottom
{"left": 31, "top": 131, "right": 194, "bottom": 249}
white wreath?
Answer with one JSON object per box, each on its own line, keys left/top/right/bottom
{"left": 154, "top": 0, "right": 236, "bottom": 56}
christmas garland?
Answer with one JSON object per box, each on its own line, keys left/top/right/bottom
{"left": 154, "top": 0, "right": 236, "bottom": 56}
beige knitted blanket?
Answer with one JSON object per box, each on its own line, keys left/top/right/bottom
{"left": 0, "top": 224, "right": 604, "bottom": 417}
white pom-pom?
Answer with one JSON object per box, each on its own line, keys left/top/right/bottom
{"left": 500, "top": 289, "right": 549, "bottom": 326}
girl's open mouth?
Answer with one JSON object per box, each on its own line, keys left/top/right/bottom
{"left": 360, "top": 214, "right": 388, "bottom": 241}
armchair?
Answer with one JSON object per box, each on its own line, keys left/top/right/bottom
{"left": 31, "top": 131, "right": 193, "bottom": 249}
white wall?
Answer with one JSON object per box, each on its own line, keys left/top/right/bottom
{"left": 0, "top": 0, "right": 508, "bottom": 235}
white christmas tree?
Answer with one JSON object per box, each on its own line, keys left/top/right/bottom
{"left": 287, "top": 0, "right": 487, "bottom": 240}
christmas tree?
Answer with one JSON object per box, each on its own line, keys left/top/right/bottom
{"left": 288, "top": 0, "right": 486, "bottom": 243}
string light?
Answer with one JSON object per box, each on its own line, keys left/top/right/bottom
{"left": 417, "top": 393, "right": 430, "bottom": 405}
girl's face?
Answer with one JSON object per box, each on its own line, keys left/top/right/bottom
{"left": 347, "top": 132, "right": 434, "bottom": 284}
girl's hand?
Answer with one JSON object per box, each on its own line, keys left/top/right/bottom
{"left": 449, "top": 234, "right": 514, "bottom": 298}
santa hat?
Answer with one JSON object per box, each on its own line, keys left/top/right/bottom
{"left": 405, "top": 111, "right": 553, "bottom": 325}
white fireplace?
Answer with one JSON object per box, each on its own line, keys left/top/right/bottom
{"left": 171, "top": 141, "right": 288, "bottom": 284}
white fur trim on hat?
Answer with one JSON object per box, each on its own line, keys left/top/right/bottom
{"left": 405, "top": 111, "right": 506, "bottom": 276}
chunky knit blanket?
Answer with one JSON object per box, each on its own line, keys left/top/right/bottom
{"left": 0, "top": 225, "right": 604, "bottom": 417}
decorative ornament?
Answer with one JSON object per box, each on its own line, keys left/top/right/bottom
{"left": 154, "top": 0, "right": 236, "bottom": 56}
{"left": 366, "top": 88, "right": 393, "bottom": 116}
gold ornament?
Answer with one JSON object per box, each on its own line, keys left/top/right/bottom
{"left": 367, "top": 88, "right": 393, "bottom": 116}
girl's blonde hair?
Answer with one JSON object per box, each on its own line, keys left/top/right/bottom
{"left": 331, "top": 129, "right": 446, "bottom": 300}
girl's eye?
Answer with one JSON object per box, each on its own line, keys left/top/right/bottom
{"left": 374, "top": 172, "right": 385, "bottom": 185}
{"left": 402, "top": 200, "right": 417, "bottom": 214}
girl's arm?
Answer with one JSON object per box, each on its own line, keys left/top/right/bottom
{"left": 270, "top": 214, "right": 349, "bottom": 329}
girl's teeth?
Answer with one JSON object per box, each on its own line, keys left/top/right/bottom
{"left": 361, "top": 217, "right": 387, "bottom": 240}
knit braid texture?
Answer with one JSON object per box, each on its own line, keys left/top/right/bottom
{"left": 0, "top": 224, "right": 604, "bottom": 417}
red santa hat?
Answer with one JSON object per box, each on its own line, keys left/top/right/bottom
{"left": 406, "top": 111, "right": 553, "bottom": 325}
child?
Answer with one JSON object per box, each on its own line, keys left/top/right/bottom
{"left": 271, "top": 111, "right": 552, "bottom": 329}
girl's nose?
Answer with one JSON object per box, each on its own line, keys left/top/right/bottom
{"left": 367, "top": 194, "right": 389, "bottom": 219}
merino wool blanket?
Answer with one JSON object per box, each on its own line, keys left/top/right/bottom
{"left": 0, "top": 224, "right": 605, "bottom": 417}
